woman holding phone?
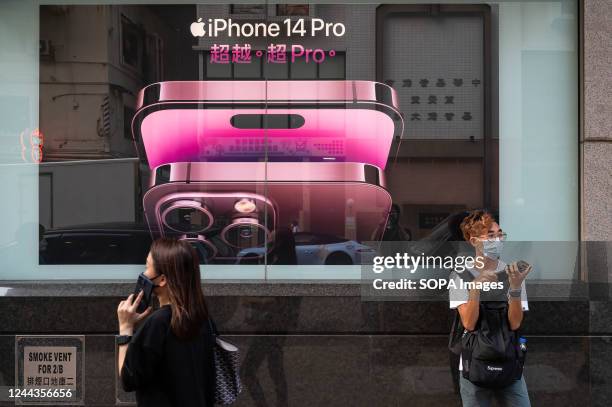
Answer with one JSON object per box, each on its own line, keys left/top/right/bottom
{"left": 116, "top": 238, "right": 216, "bottom": 407}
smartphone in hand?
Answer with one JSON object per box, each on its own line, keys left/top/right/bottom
{"left": 134, "top": 273, "right": 155, "bottom": 314}
{"left": 499, "top": 260, "right": 531, "bottom": 280}
{"left": 517, "top": 260, "right": 530, "bottom": 273}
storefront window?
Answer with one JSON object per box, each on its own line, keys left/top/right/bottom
{"left": 0, "top": 1, "right": 578, "bottom": 281}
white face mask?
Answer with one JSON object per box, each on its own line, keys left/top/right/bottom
{"left": 482, "top": 238, "right": 504, "bottom": 260}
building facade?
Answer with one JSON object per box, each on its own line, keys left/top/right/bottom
{"left": 0, "top": 1, "right": 611, "bottom": 406}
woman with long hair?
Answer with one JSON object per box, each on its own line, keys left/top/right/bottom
{"left": 116, "top": 238, "right": 215, "bottom": 406}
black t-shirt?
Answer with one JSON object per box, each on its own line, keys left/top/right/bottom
{"left": 120, "top": 305, "right": 216, "bottom": 407}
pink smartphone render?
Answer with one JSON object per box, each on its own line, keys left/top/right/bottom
{"left": 132, "top": 80, "right": 403, "bottom": 262}
{"left": 132, "top": 80, "right": 403, "bottom": 169}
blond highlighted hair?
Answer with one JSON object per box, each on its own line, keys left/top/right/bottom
{"left": 459, "top": 209, "right": 496, "bottom": 241}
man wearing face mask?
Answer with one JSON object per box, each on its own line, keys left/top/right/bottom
{"left": 448, "top": 209, "right": 532, "bottom": 407}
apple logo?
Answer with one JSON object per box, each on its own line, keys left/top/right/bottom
{"left": 190, "top": 18, "right": 205, "bottom": 37}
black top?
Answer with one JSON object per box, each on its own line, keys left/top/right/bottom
{"left": 121, "top": 305, "right": 216, "bottom": 407}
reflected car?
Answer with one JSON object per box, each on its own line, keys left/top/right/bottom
{"left": 237, "top": 232, "right": 377, "bottom": 265}
{"left": 40, "top": 222, "right": 153, "bottom": 264}
{"left": 39, "top": 222, "right": 258, "bottom": 265}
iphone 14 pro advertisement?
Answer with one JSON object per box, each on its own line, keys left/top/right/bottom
{"left": 37, "top": 4, "right": 496, "bottom": 265}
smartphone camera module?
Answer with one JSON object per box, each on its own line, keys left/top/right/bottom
{"left": 180, "top": 234, "right": 218, "bottom": 263}
{"left": 234, "top": 198, "right": 257, "bottom": 214}
{"left": 161, "top": 200, "right": 213, "bottom": 234}
{"left": 221, "top": 217, "right": 270, "bottom": 249}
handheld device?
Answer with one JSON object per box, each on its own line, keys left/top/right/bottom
{"left": 134, "top": 272, "right": 155, "bottom": 313}
{"left": 517, "top": 260, "right": 530, "bottom": 273}
{"left": 498, "top": 260, "right": 531, "bottom": 280}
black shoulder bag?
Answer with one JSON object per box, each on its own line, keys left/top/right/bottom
{"left": 208, "top": 319, "right": 242, "bottom": 404}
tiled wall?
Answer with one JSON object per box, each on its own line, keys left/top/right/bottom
{"left": 0, "top": 295, "right": 606, "bottom": 406}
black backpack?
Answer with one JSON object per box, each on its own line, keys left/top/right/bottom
{"left": 449, "top": 300, "right": 526, "bottom": 389}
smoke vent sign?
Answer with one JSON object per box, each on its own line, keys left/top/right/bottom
{"left": 16, "top": 336, "right": 84, "bottom": 404}
{"left": 23, "top": 347, "right": 77, "bottom": 389}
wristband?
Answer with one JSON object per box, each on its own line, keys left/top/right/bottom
{"left": 507, "top": 288, "right": 522, "bottom": 299}
{"left": 116, "top": 335, "right": 132, "bottom": 345}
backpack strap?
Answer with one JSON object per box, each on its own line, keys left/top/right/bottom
{"left": 207, "top": 318, "right": 218, "bottom": 337}
{"left": 448, "top": 309, "right": 463, "bottom": 394}
{"left": 448, "top": 309, "right": 464, "bottom": 354}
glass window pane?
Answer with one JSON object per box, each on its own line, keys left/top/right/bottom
{"left": 318, "top": 52, "right": 345, "bottom": 79}
{"left": 264, "top": 60, "right": 289, "bottom": 79}
{"left": 234, "top": 54, "right": 262, "bottom": 79}
{"left": 205, "top": 52, "right": 232, "bottom": 78}
{"left": 289, "top": 57, "right": 317, "bottom": 79}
